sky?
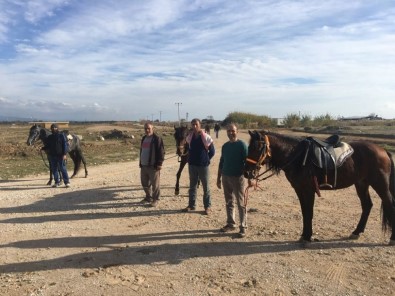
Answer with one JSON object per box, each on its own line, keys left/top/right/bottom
{"left": 1, "top": 0, "right": 395, "bottom": 121}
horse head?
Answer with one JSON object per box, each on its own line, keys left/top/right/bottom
{"left": 174, "top": 125, "right": 189, "bottom": 157}
{"left": 244, "top": 130, "right": 271, "bottom": 179}
{"left": 27, "top": 124, "right": 42, "bottom": 146}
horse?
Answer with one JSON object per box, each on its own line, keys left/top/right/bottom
{"left": 244, "top": 130, "right": 395, "bottom": 246}
{"left": 27, "top": 124, "right": 88, "bottom": 185}
{"left": 173, "top": 126, "right": 190, "bottom": 195}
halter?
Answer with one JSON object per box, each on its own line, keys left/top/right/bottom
{"left": 246, "top": 134, "right": 272, "bottom": 169}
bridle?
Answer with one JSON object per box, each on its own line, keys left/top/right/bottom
{"left": 27, "top": 128, "right": 40, "bottom": 146}
{"left": 174, "top": 128, "right": 189, "bottom": 159}
{"left": 246, "top": 133, "right": 272, "bottom": 172}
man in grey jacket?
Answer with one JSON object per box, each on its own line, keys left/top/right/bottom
{"left": 139, "top": 122, "right": 165, "bottom": 207}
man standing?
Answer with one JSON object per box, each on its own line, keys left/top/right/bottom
{"left": 139, "top": 122, "right": 165, "bottom": 207}
{"left": 182, "top": 118, "right": 215, "bottom": 215}
{"left": 217, "top": 123, "right": 248, "bottom": 237}
{"left": 42, "top": 123, "right": 70, "bottom": 188}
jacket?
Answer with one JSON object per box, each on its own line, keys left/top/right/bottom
{"left": 187, "top": 131, "right": 215, "bottom": 166}
{"left": 139, "top": 133, "right": 165, "bottom": 168}
{"left": 42, "top": 132, "right": 68, "bottom": 157}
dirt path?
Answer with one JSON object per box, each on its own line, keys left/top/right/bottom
{"left": 1, "top": 130, "right": 394, "bottom": 295}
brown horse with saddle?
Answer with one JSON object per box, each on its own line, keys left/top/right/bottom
{"left": 244, "top": 130, "right": 395, "bottom": 246}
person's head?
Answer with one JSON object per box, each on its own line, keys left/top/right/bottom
{"left": 226, "top": 123, "right": 238, "bottom": 142}
{"left": 144, "top": 122, "right": 154, "bottom": 136}
{"left": 191, "top": 118, "right": 201, "bottom": 133}
{"left": 50, "top": 123, "right": 59, "bottom": 133}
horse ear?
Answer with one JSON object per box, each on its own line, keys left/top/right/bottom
{"left": 174, "top": 125, "right": 177, "bottom": 130}
{"left": 248, "top": 130, "right": 253, "bottom": 136}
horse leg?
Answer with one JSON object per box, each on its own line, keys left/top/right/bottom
{"left": 47, "top": 155, "right": 54, "bottom": 185}
{"left": 296, "top": 190, "right": 315, "bottom": 245}
{"left": 68, "top": 151, "right": 77, "bottom": 178}
{"left": 48, "top": 168, "right": 53, "bottom": 185}
{"left": 80, "top": 151, "right": 88, "bottom": 178}
{"left": 350, "top": 182, "right": 373, "bottom": 239}
{"left": 175, "top": 160, "right": 187, "bottom": 195}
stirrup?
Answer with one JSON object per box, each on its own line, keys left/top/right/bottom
{"left": 319, "top": 175, "right": 333, "bottom": 189}
{"left": 319, "top": 183, "right": 333, "bottom": 189}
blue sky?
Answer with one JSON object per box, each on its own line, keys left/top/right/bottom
{"left": 1, "top": 0, "right": 395, "bottom": 121}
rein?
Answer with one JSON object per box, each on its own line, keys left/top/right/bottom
{"left": 39, "top": 149, "right": 50, "bottom": 169}
{"left": 31, "top": 134, "right": 51, "bottom": 169}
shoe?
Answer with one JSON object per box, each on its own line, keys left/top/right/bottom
{"left": 238, "top": 228, "right": 246, "bottom": 238}
{"left": 220, "top": 224, "right": 236, "bottom": 232}
{"left": 141, "top": 197, "right": 152, "bottom": 203}
{"left": 65, "top": 183, "right": 71, "bottom": 188}
{"left": 204, "top": 208, "right": 211, "bottom": 215}
{"left": 52, "top": 183, "right": 60, "bottom": 188}
{"left": 181, "top": 207, "right": 195, "bottom": 212}
{"left": 150, "top": 200, "right": 158, "bottom": 207}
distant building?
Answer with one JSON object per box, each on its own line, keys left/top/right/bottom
{"left": 274, "top": 118, "right": 285, "bottom": 127}
{"left": 29, "top": 121, "right": 70, "bottom": 129}
{"left": 339, "top": 115, "right": 383, "bottom": 121}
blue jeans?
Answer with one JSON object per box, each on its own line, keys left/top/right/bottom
{"left": 50, "top": 155, "right": 70, "bottom": 184}
{"left": 188, "top": 165, "right": 211, "bottom": 209}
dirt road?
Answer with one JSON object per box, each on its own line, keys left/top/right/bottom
{"left": 1, "top": 130, "right": 394, "bottom": 295}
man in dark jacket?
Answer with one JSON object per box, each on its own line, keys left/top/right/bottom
{"left": 139, "top": 122, "right": 165, "bottom": 207}
{"left": 42, "top": 123, "right": 70, "bottom": 188}
{"left": 182, "top": 118, "right": 215, "bottom": 215}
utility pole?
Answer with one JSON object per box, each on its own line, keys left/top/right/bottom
{"left": 159, "top": 111, "right": 162, "bottom": 122}
{"left": 175, "top": 102, "right": 182, "bottom": 126}
{"left": 186, "top": 112, "right": 189, "bottom": 123}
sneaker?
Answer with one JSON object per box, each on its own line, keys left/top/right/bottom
{"left": 52, "top": 183, "right": 60, "bottom": 188}
{"left": 65, "top": 183, "right": 71, "bottom": 188}
{"left": 238, "top": 228, "right": 246, "bottom": 238}
{"left": 203, "top": 208, "right": 211, "bottom": 215}
{"left": 220, "top": 224, "right": 236, "bottom": 232}
{"left": 150, "top": 200, "right": 158, "bottom": 207}
{"left": 181, "top": 206, "right": 195, "bottom": 212}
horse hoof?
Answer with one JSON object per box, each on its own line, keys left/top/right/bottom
{"left": 389, "top": 240, "right": 395, "bottom": 246}
{"left": 70, "top": 174, "right": 76, "bottom": 179}
{"left": 47, "top": 181, "right": 52, "bottom": 186}
{"left": 85, "top": 174, "right": 88, "bottom": 178}
{"left": 298, "top": 237, "right": 312, "bottom": 248}
{"left": 349, "top": 233, "right": 360, "bottom": 240}
{"left": 175, "top": 190, "right": 179, "bottom": 196}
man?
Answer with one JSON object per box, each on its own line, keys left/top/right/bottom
{"left": 42, "top": 123, "right": 70, "bottom": 188}
{"left": 217, "top": 123, "right": 248, "bottom": 237}
{"left": 182, "top": 118, "right": 215, "bottom": 215}
{"left": 139, "top": 122, "right": 165, "bottom": 207}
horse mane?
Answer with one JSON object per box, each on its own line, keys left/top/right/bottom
{"left": 256, "top": 130, "right": 303, "bottom": 174}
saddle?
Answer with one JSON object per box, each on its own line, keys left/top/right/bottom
{"left": 302, "top": 135, "right": 354, "bottom": 189}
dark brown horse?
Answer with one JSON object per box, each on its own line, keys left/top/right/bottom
{"left": 173, "top": 126, "right": 190, "bottom": 195}
{"left": 27, "top": 124, "right": 88, "bottom": 185}
{"left": 244, "top": 130, "right": 395, "bottom": 246}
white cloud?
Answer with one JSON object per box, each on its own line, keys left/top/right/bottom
{"left": 1, "top": 1, "right": 395, "bottom": 120}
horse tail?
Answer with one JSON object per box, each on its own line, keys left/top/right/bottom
{"left": 382, "top": 151, "right": 395, "bottom": 232}
{"left": 389, "top": 152, "right": 395, "bottom": 203}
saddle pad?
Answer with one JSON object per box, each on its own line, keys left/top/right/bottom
{"left": 334, "top": 142, "right": 354, "bottom": 167}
